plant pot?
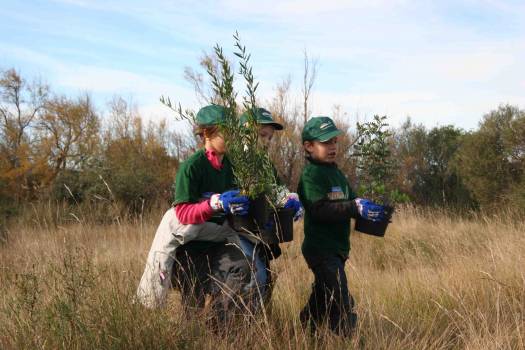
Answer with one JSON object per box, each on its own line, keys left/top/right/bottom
{"left": 354, "top": 206, "right": 394, "bottom": 237}
{"left": 228, "top": 194, "right": 269, "bottom": 233}
{"left": 250, "top": 194, "right": 269, "bottom": 228}
{"left": 229, "top": 214, "right": 257, "bottom": 233}
{"left": 273, "top": 207, "right": 294, "bottom": 243}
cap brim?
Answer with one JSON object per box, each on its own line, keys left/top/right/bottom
{"left": 317, "top": 129, "right": 343, "bottom": 142}
{"left": 260, "top": 121, "right": 284, "bottom": 130}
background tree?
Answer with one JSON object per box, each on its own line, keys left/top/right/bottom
{"left": 392, "top": 118, "right": 428, "bottom": 202}
{"left": 267, "top": 77, "right": 304, "bottom": 190}
{"left": 100, "top": 99, "right": 178, "bottom": 213}
{"left": 0, "top": 68, "right": 49, "bottom": 203}
{"left": 423, "top": 125, "right": 471, "bottom": 207}
{"left": 184, "top": 53, "right": 224, "bottom": 105}
{"left": 331, "top": 105, "right": 359, "bottom": 185}
{"left": 38, "top": 94, "right": 100, "bottom": 185}
{"left": 301, "top": 50, "right": 318, "bottom": 124}
{"left": 455, "top": 104, "right": 525, "bottom": 209}
{"left": 392, "top": 120, "right": 472, "bottom": 207}
{"left": 2, "top": 65, "right": 524, "bottom": 223}
{"left": 50, "top": 96, "right": 179, "bottom": 216}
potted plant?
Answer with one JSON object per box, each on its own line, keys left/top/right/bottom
{"left": 271, "top": 203, "right": 294, "bottom": 243}
{"left": 210, "top": 35, "right": 281, "bottom": 238}
{"left": 162, "top": 33, "right": 282, "bottom": 241}
{"left": 353, "top": 115, "right": 408, "bottom": 236}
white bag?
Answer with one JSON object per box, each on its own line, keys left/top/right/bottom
{"left": 136, "top": 208, "right": 240, "bottom": 308}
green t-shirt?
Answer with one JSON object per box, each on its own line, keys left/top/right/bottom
{"left": 173, "top": 148, "right": 236, "bottom": 251}
{"left": 297, "top": 159, "right": 356, "bottom": 257}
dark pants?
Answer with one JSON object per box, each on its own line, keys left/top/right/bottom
{"left": 300, "top": 254, "right": 357, "bottom": 336}
{"left": 172, "top": 242, "right": 252, "bottom": 323}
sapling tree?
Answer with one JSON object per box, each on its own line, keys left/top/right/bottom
{"left": 227, "top": 32, "right": 277, "bottom": 199}
{"left": 354, "top": 115, "right": 408, "bottom": 205}
{"left": 161, "top": 32, "right": 277, "bottom": 200}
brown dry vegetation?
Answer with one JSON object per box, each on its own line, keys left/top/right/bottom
{"left": 1, "top": 207, "right": 524, "bottom": 349}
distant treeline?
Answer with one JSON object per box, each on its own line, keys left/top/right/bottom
{"left": 1, "top": 68, "right": 524, "bottom": 223}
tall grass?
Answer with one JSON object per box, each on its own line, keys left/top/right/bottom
{"left": 1, "top": 206, "right": 524, "bottom": 349}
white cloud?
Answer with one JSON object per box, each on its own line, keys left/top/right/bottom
{"left": 309, "top": 88, "right": 525, "bottom": 130}
{"left": 57, "top": 65, "right": 168, "bottom": 95}
{"left": 3, "top": 0, "right": 524, "bottom": 130}
{"left": 434, "top": 52, "right": 515, "bottom": 82}
{"left": 402, "top": 48, "right": 519, "bottom": 84}
{"left": 0, "top": 44, "right": 196, "bottom": 121}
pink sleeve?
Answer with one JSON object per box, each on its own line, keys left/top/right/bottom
{"left": 175, "top": 200, "right": 215, "bottom": 224}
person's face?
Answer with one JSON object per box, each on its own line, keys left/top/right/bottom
{"left": 304, "top": 136, "right": 338, "bottom": 163}
{"left": 206, "top": 132, "right": 226, "bottom": 154}
{"left": 258, "top": 125, "right": 275, "bottom": 148}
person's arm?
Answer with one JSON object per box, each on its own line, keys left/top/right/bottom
{"left": 298, "top": 169, "right": 357, "bottom": 223}
{"left": 175, "top": 201, "right": 214, "bottom": 225}
{"left": 309, "top": 199, "right": 359, "bottom": 223}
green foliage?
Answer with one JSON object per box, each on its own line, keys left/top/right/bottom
{"left": 393, "top": 120, "right": 473, "bottom": 208}
{"left": 159, "top": 33, "right": 277, "bottom": 200}
{"left": 507, "top": 177, "right": 525, "bottom": 211}
{"left": 454, "top": 104, "right": 525, "bottom": 209}
{"left": 423, "top": 126, "right": 471, "bottom": 206}
{"left": 101, "top": 134, "right": 177, "bottom": 212}
{"left": 51, "top": 169, "right": 100, "bottom": 203}
{"left": 159, "top": 96, "right": 196, "bottom": 125}
{"left": 354, "top": 115, "right": 407, "bottom": 204}
{"left": 206, "top": 32, "right": 277, "bottom": 199}
{"left": 0, "top": 177, "right": 18, "bottom": 221}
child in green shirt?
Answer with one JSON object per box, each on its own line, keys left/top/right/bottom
{"left": 136, "top": 105, "right": 250, "bottom": 308}
{"left": 238, "top": 107, "right": 303, "bottom": 302}
{"left": 298, "top": 116, "right": 388, "bottom": 335}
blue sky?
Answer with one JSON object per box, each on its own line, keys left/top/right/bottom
{"left": 1, "top": 0, "right": 524, "bottom": 130}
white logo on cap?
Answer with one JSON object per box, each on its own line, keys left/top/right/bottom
{"left": 262, "top": 111, "right": 272, "bottom": 117}
{"left": 320, "top": 123, "right": 330, "bottom": 129}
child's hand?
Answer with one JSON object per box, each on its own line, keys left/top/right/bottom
{"left": 209, "top": 190, "right": 250, "bottom": 216}
{"left": 284, "top": 193, "right": 304, "bottom": 221}
{"left": 355, "top": 198, "right": 387, "bottom": 222}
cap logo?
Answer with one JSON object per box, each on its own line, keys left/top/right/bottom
{"left": 320, "top": 123, "right": 331, "bottom": 130}
{"left": 262, "top": 111, "right": 272, "bottom": 118}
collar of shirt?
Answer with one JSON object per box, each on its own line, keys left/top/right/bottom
{"left": 205, "top": 149, "right": 224, "bottom": 170}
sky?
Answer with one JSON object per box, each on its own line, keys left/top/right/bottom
{"left": 1, "top": 0, "right": 524, "bottom": 131}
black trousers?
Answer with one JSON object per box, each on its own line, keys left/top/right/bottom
{"left": 300, "top": 253, "right": 357, "bottom": 335}
{"left": 172, "top": 242, "right": 252, "bottom": 323}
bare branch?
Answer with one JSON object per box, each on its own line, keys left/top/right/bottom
{"left": 302, "top": 50, "right": 318, "bottom": 124}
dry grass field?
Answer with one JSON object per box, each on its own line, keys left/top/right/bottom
{"left": 1, "top": 206, "right": 524, "bottom": 349}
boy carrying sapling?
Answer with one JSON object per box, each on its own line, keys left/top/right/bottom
{"left": 298, "top": 116, "right": 388, "bottom": 335}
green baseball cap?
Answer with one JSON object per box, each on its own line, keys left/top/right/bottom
{"left": 195, "top": 104, "right": 226, "bottom": 126}
{"left": 302, "top": 116, "right": 343, "bottom": 142}
{"left": 240, "top": 107, "right": 283, "bottom": 130}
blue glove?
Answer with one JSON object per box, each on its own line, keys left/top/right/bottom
{"left": 210, "top": 190, "right": 249, "bottom": 216}
{"left": 355, "top": 198, "right": 387, "bottom": 222}
{"left": 284, "top": 195, "right": 304, "bottom": 221}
